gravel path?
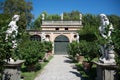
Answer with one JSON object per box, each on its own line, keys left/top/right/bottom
{"left": 34, "top": 55, "right": 81, "bottom": 80}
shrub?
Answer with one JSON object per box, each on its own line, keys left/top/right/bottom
{"left": 0, "top": 14, "right": 12, "bottom": 79}
{"left": 78, "top": 25, "right": 99, "bottom": 62}
{"left": 67, "top": 41, "right": 81, "bottom": 57}
{"left": 18, "top": 41, "right": 46, "bottom": 71}
{"left": 79, "top": 40, "right": 99, "bottom": 62}
{"left": 43, "top": 41, "right": 53, "bottom": 52}
{"left": 112, "top": 29, "right": 120, "bottom": 78}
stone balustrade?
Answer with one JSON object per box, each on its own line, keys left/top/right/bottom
{"left": 42, "top": 20, "right": 82, "bottom": 26}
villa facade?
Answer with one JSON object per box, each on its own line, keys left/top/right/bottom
{"left": 28, "top": 14, "right": 83, "bottom": 54}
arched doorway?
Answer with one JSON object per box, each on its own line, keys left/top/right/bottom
{"left": 54, "top": 35, "right": 69, "bottom": 54}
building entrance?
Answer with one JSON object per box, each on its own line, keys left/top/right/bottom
{"left": 54, "top": 35, "right": 69, "bottom": 54}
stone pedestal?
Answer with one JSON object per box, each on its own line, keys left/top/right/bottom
{"left": 3, "top": 60, "right": 24, "bottom": 80}
{"left": 94, "top": 62, "right": 117, "bottom": 80}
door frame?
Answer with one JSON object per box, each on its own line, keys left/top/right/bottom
{"left": 54, "top": 35, "right": 69, "bottom": 54}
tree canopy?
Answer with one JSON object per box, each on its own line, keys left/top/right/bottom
{"left": 33, "top": 10, "right": 81, "bottom": 29}
{"left": 1, "top": 0, "right": 33, "bottom": 30}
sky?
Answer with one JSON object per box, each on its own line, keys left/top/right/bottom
{"left": 31, "top": 0, "right": 120, "bottom": 19}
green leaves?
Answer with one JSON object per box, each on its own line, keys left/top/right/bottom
{"left": 112, "top": 29, "right": 120, "bottom": 52}
{"left": 68, "top": 41, "right": 81, "bottom": 57}
{"left": 108, "top": 15, "right": 120, "bottom": 29}
{"left": 33, "top": 10, "right": 81, "bottom": 29}
{"left": 63, "top": 10, "right": 81, "bottom": 20}
{"left": 18, "top": 41, "right": 44, "bottom": 65}
{"left": 2, "top": 0, "right": 33, "bottom": 30}
{"left": 0, "top": 14, "right": 14, "bottom": 75}
{"left": 17, "top": 40, "right": 52, "bottom": 67}
{"left": 82, "top": 14, "right": 100, "bottom": 27}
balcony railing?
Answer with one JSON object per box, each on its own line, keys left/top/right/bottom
{"left": 42, "top": 20, "right": 82, "bottom": 26}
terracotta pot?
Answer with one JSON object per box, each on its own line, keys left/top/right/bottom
{"left": 77, "top": 56, "right": 84, "bottom": 63}
{"left": 82, "top": 61, "right": 93, "bottom": 72}
{"left": 47, "top": 51, "right": 52, "bottom": 56}
{"left": 27, "top": 64, "right": 36, "bottom": 71}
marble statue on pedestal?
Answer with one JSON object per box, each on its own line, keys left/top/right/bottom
{"left": 3, "top": 15, "right": 25, "bottom": 80}
{"left": 5, "top": 15, "right": 20, "bottom": 49}
{"left": 99, "top": 14, "right": 115, "bottom": 64}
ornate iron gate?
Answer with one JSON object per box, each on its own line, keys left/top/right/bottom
{"left": 54, "top": 35, "right": 69, "bottom": 54}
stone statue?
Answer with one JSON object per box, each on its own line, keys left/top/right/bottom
{"left": 3, "top": 15, "right": 25, "bottom": 80}
{"left": 61, "top": 13, "right": 63, "bottom": 20}
{"left": 79, "top": 13, "right": 82, "bottom": 25}
{"left": 5, "top": 15, "right": 20, "bottom": 48}
{"left": 99, "top": 14, "right": 114, "bottom": 39}
{"left": 99, "top": 14, "right": 115, "bottom": 64}
{"left": 41, "top": 32, "right": 46, "bottom": 41}
{"left": 76, "top": 33, "right": 79, "bottom": 43}
{"left": 42, "top": 13, "right": 45, "bottom": 20}
{"left": 79, "top": 13, "right": 82, "bottom": 20}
